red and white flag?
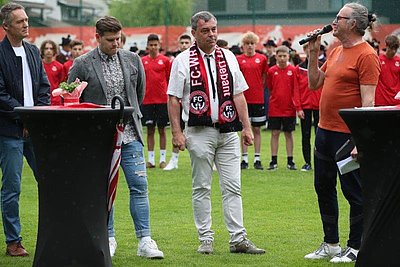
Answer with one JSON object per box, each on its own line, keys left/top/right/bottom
{"left": 107, "top": 124, "right": 124, "bottom": 211}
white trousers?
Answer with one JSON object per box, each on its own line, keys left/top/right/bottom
{"left": 185, "top": 126, "right": 247, "bottom": 244}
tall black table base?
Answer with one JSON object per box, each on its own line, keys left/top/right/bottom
{"left": 16, "top": 107, "right": 134, "bottom": 267}
{"left": 340, "top": 108, "right": 400, "bottom": 267}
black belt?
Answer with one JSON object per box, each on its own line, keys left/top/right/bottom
{"left": 207, "top": 122, "right": 220, "bottom": 129}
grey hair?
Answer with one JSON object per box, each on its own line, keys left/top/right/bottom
{"left": 0, "top": 2, "right": 25, "bottom": 26}
{"left": 344, "top": 2, "right": 377, "bottom": 36}
{"left": 191, "top": 11, "right": 217, "bottom": 30}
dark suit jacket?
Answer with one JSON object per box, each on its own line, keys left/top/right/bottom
{"left": 67, "top": 48, "right": 145, "bottom": 145}
{"left": 0, "top": 36, "right": 50, "bottom": 137}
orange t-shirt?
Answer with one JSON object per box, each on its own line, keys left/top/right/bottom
{"left": 319, "top": 42, "right": 380, "bottom": 133}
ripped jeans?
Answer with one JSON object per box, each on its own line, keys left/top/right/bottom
{"left": 108, "top": 140, "right": 151, "bottom": 238}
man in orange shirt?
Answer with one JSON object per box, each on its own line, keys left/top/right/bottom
{"left": 304, "top": 3, "right": 380, "bottom": 263}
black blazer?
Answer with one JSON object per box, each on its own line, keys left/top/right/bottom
{"left": 0, "top": 36, "right": 50, "bottom": 137}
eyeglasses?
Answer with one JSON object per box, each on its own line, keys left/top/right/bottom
{"left": 334, "top": 15, "right": 351, "bottom": 23}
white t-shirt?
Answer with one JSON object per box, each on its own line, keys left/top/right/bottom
{"left": 13, "top": 46, "right": 34, "bottom": 107}
{"left": 167, "top": 47, "right": 248, "bottom": 123}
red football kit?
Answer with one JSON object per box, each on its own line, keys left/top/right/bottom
{"left": 375, "top": 54, "right": 400, "bottom": 106}
{"left": 296, "top": 62, "right": 321, "bottom": 110}
{"left": 142, "top": 54, "right": 171, "bottom": 104}
{"left": 43, "top": 60, "right": 65, "bottom": 105}
{"left": 267, "top": 64, "right": 301, "bottom": 117}
{"left": 237, "top": 53, "right": 268, "bottom": 104}
{"left": 63, "top": 59, "right": 73, "bottom": 80}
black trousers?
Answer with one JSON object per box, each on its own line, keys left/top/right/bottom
{"left": 314, "top": 127, "right": 363, "bottom": 249}
{"left": 300, "top": 109, "right": 319, "bottom": 164}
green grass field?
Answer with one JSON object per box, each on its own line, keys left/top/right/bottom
{"left": 0, "top": 127, "right": 353, "bottom": 266}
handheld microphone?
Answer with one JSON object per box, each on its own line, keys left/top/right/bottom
{"left": 298, "top": 25, "right": 333, "bottom": 45}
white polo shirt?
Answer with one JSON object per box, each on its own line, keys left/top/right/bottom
{"left": 167, "top": 46, "right": 248, "bottom": 123}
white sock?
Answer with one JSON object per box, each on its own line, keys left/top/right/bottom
{"left": 171, "top": 152, "right": 179, "bottom": 162}
{"left": 148, "top": 151, "right": 155, "bottom": 164}
{"left": 242, "top": 153, "right": 248, "bottom": 163}
{"left": 139, "top": 236, "right": 151, "bottom": 246}
{"left": 160, "top": 150, "right": 166, "bottom": 163}
{"left": 254, "top": 154, "right": 261, "bottom": 162}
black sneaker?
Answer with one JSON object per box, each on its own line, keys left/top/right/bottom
{"left": 267, "top": 162, "right": 277, "bottom": 170}
{"left": 253, "top": 160, "right": 264, "bottom": 170}
{"left": 301, "top": 163, "right": 312, "bottom": 171}
{"left": 241, "top": 160, "right": 249, "bottom": 170}
{"left": 287, "top": 163, "right": 297, "bottom": 170}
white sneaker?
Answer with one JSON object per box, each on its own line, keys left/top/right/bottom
{"left": 137, "top": 239, "right": 164, "bottom": 259}
{"left": 163, "top": 159, "right": 178, "bottom": 170}
{"left": 304, "top": 242, "right": 341, "bottom": 260}
{"left": 109, "top": 237, "right": 117, "bottom": 257}
{"left": 330, "top": 247, "right": 358, "bottom": 263}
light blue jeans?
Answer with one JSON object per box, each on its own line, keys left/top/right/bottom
{"left": 108, "top": 140, "right": 151, "bottom": 238}
{"left": 0, "top": 135, "right": 38, "bottom": 244}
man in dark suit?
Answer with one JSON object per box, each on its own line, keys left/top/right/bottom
{"left": 0, "top": 2, "right": 50, "bottom": 257}
{"left": 68, "top": 16, "right": 164, "bottom": 259}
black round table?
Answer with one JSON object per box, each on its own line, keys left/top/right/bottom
{"left": 339, "top": 107, "right": 400, "bottom": 267}
{"left": 15, "top": 105, "right": 134, "bottom": 267}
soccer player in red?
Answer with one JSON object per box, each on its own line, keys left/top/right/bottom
{"left": 63, "top": 39, "right": 84, "bottom": 80}
{"left": 295, "top": 43, "right": 322, "bottom": 171}
{"left": 237, "top": 31, "right": 268, "bottom": 170}
{"left": 267, "top": 45, "right": 303, "bottom": 170}
{"left": 141, "top": 34, "right": 171, "bottom": 168}
{"left": 164, "top": 34, "right": 192, "bottom": 171}
{"left": 375, "top": 35, "right": 400, "bottom": 106}
{"left": 40, "top": 40, "right": 65, "bottom": 106}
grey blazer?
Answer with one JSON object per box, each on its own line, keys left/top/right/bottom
{"left": 68, "top": 48, "right": 145, "bottom": 145}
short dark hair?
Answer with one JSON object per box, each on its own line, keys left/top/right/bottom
{"left": 264, "top": 40, "right": 277, "bottom": 48}
{"left": 147, "top": 33, "right": 159, "bottom": 42}
{"left": 1, "top": 2, "right": 25, "bottom": 26}
{"left": 179, "top": 34, "right": 191, "bottom": 41}
{"left": 69, "top": 39, "right": 84, "bottom": 48}
{"left": 276, "top": 45, "right": 290, "bottom": 54}
{"left": 216, "top": 39, "right": 228, "bottom": 47}
{"left": 385, "top": 35, "right": 399, "bottom": 50}
{"left": 95, "top": 16, "right": 122, "bottom": 36}
{"left": 191, "top": 11, "right": 217, "bottom": 30}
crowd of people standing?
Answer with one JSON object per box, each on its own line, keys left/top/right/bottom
{"left": 1, "top": 1, "right": 399, "bottom": 265}
{"left": 21, "top": 8, "right": 397, "bottom": 178}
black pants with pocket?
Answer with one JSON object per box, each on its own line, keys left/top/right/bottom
{"left": 314, "top": 127, "right": 363, "bottom": 249}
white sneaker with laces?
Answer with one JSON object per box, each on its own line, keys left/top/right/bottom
{"left": 304, "top": 242, "right": 341, "bottom": 260}
{"left": 330, "top": 247, "right": 358, "bottom": 263}
{"left": 137, "top": 239, "right": 164, "bottom": 259}
{"left": 197, "top": 240, "right": 213, "bottom": 254}
{"left": 109, "top": 237, "right": 117, "bottom": 257}
{"left": 163, "top": 159, "right": 178, "bottom": 170}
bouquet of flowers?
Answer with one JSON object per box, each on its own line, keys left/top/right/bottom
{"left": 52, "top": 78, "right": 88, "bottom": 106}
